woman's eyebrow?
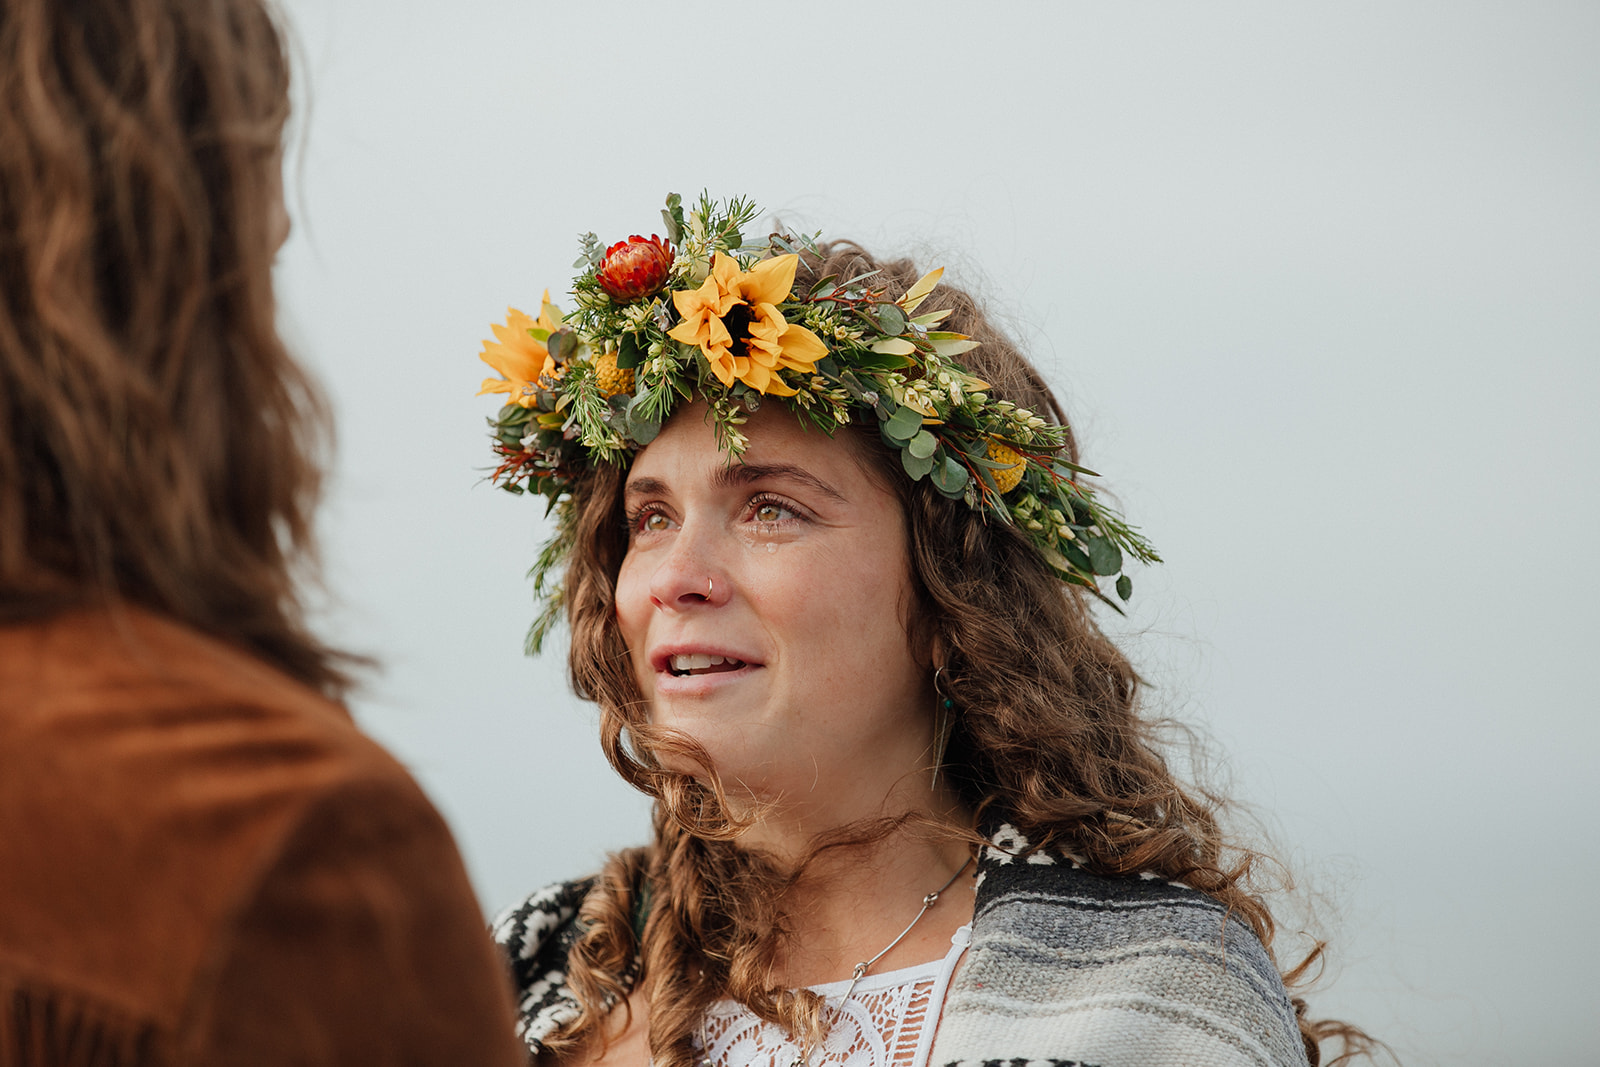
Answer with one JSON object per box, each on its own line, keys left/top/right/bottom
{"left": 714, "top": 462, "right": 847, "bottom": 503}
{"left": 623, "top": 476, "right": 668, "bottom": 501}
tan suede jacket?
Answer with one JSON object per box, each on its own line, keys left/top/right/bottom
{"left": 0, "top": 607, "right": 525, "bottom": 1067}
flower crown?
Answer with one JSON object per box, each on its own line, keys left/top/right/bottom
{"left": 477, "top": 193, "right": 1159, "bottom": 651}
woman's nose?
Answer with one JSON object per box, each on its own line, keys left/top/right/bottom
{"left": 647, "top": 524, "right": 730, "bottom": 610}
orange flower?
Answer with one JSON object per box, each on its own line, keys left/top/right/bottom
{"left": 478, "top": 294, "right": 562, "bottom": 408}
{"left": 666, "top": 253, "right": 827, "bottom": 396}
{"left": 596, "top": 234, "right": 674, "bottom": 301}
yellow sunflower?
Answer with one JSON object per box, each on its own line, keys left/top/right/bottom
{"left": 478, "top": 293, "right": 562, "bottom": 408}
{"left": 666, "top": 253, "right": 827, "bottom": 396}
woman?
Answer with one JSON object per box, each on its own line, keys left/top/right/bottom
{"left": 0, "top": 1, "right": 523, "bottom": 1062}
{"left": 481, "top": 195, "right": 1375, "bottom": 1067}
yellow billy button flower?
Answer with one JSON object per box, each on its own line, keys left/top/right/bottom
{"left": 592, "top": 350, "right": 635, "bottom": 397}
{"left": 478, "top": 293, "right": 563, "bottom": 408}
{"left": 666, "top": 253, "right": 827, "bottom": 396}
{"left": 986, "top": 439, "right": 1026, "bottom": 494}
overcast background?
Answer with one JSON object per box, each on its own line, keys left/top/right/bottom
{"left": 270, "top": 2, "right": 1598, "bottom": 1063}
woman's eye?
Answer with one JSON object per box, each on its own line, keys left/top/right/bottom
{"left": 753, "top": 502, "right": 786, "bottom": 523}
{"left": 641, "top": 511, "right": 671, "bottom": 533}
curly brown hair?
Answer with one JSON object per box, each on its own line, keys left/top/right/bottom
{"left": 0, "top": 0, "right": 350, "bottom": 694}
{"left": 550, "top": 242, "right": 1380, "bottom": 1066}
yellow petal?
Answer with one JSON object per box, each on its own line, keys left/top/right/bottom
{"left": 538, "top": 290, "right": 563, "bottom": 330}
{"left": 929, "top": 337, "right": 980, "bottom": 357}
{"left": 740, "top": 360, "right": 799, "bottom": 396}
{"left": 776, "top": 323, "right": 828, "bottom": 369}
{"left": 481, "top": 307, "right": 551, "bottom": 382}
{"left": 706, "top": 355, "right": 736, "bottom": 388}
{"left": 667, "top": 318, "right": 704, "bottom": 346}
{"left": 739, "top": 254, "right": 799, "bottom": 306}
{"left": 899, "top": 267, "right": 944, "bottom": 314}
{"left": 671, "top": 280, "right": 709, "bottom": 320}
{"left": 708, "top": 253, "right": 742, "bottom": 296}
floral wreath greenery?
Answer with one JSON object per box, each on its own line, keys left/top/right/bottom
{"left": 477, "top": 192, "right": 1159, "bottom": 651}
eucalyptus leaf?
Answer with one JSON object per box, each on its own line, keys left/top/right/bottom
{"left": 662, "top": 193, "right": 684, "bottom": 245}
{"left": 547, "top": 330, "right": 571, "bottom": 362}
{"left": 626, "top": 394, "right": 661, "bottom": 445}
{"left": 1085, "top": 536, "right": 1123, "bottom": 576}
{"left": 929, "top": 454, "right": 969, "bottom": 497}
{"left": 809, "top": 273, "right": 839, "bottom": 297}
{"left": 874, "top": 304, "right": 908, "bottom": 336}
{"left": 616, "top": 332, "right": 644, "bottom": 370}
{"left": 1116, "top": 575, "right": 1133, "bottom": 601}
{"left": 901, "top": 447, "right": 935, "bottom": 479}
{"left": 883, "top": 405, "right": 924, "bottom": 441}
{"left": 907, "top": 429, "right": 938, "bottom": 459}
{"left": 1064, "top": 542, "right": 1094, "bottom": 575}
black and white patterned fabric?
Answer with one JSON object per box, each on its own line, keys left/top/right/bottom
{"left": 490, "top": 876, "right": 596, "bottom": 1047}
{"left": 491, "top": 825, "right": 1308, "bottom": 1067}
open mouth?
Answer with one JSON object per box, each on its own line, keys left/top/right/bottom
{"left": 668, "top": 654, "right": 748, "bottom": 678}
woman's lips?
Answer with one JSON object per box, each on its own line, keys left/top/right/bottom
{"left": 650, "top": 647, "right": 762, "bottom": 695}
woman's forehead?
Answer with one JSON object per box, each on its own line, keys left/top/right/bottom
{"left": 627, "top": 403, "right": 868, "bottom": 488}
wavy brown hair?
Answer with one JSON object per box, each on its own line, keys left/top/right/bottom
{"left": 0, "top": 0, "right": 349, "bottom": 694}
{"left": 551, "top": 242, "right": 1381, "bottom": 1066}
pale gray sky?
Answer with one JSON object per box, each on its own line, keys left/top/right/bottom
{"left": 274, "top": 2, "right": 1599, "bottom": 1063}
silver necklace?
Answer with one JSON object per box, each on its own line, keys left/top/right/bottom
{"left": 696, "top": 857, "right": 973, "bottom": 1067}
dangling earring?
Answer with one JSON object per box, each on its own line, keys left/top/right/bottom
{"left": 931, "top": 666, "right": 956, "bottom": 791}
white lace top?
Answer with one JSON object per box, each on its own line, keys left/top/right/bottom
{"left": 695, "top": 926, "right": 971, "bottom": 1067}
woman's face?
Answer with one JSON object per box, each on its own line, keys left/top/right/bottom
{"left": 615, "top": 402, "right": 934, "bottom": 812}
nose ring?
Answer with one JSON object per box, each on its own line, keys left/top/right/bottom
{"left": 707, "top": 577, "right": 714, "bottom": 598}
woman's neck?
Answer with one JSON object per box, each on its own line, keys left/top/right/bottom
{"left": 732, "top": 786, "right": 978, "bottom": 988}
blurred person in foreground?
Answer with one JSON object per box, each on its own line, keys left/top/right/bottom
{"left": 0, "top": 1, "right": 524, "bottom": 1063}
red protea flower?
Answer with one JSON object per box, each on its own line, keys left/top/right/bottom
{"left": 595, "top": 234, "right": 675, "bottom": 301}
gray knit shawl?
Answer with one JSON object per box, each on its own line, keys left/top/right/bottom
{"left": 491, "top": 824, "right": 1309, "bottom": 1067}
